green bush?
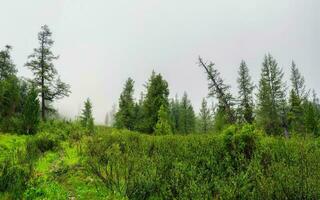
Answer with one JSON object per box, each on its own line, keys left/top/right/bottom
{"left": 26, "top": 132, "right": 60, "bottom": 157}
{"left": 84, "top": 127, "right": 320, "bottom": 199}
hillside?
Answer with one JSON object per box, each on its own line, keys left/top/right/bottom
{"left": 1, "top": 121, "right": 320, "bottom": 199}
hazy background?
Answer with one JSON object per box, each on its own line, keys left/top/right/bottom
{"left": 0, "top": 0, "right": 319, "bottom": 123}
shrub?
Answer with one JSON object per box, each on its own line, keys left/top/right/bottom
{"left": 0, "top": 149, "right": 33, "bottom": 199}
{"left": 26, "top": 132, "right": 59, "bottom": 158}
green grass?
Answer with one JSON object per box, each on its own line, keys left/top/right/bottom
{"left": 23, "top": 133, "right": 120, "bottom": 199}
{"left": 0, "top": 133, "right": 27, "bottom": 162}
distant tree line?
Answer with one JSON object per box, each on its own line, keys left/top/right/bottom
{"left": 113, "top": 55, "right": 320, "bottom": 136}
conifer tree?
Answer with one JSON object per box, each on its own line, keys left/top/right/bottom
{"left": 0, "top": 46, "right": 20, "bottom": 132}
{"left": 115, "top": 78, "right": 135, "bottom": 130}
{"left": 198, "top": 57, "right": 235, "bottom": 124}
{"left": 154, "top": 105, "right": 172, "bottom": 135}
{"left": 256, "top": 54, "right": 287, "bottom": 135}
{"left": 133, "top": 92, "right": 144, "bottom": 131}
{"left": 199, "top": 98, "right": 212, "bottom": 133}
{"left": 0, "top": 76, "right": 20, "bottom": 131}
{"left": 142, "top": 71, "right": 169, "bottom": 133}
{"left": 169, "top": 95, "right": 180, "bottom": 133}
{"left": 21, "top": 85, "right": 40, "bottom": 135}
{"left": 237, "top": 60, "right": 254, "bottom": 123}
{"left": 288, "top": 61, "right": 306, "bottom": 133}
{"left": 0, "top": 45, "right": 16, "bottom": 80}
{"left": 178, "top": 92, "right": 196, "bottom": 134}
{"left": 80, "top": 98, "right": 94, "bottom": 133}
{"left": 25, "top": 25, "right": 70, "bottom": 121}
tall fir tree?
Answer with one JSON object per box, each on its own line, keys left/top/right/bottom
{"left": 288, "top": 61, "right": 306, "bottom": 133}
{"left": 199, "top": 98, "right": 212, "bottom": 133}
{"left": 169, "top": 95, "right": 180, "bottom": 133}
{"left": 256, "top": 54, "right": 287, "bottom": 135}
{"left": 115, "top": 78, "right": 135, "bottom": 130}
{"left": 80, "top": 98, "right": 95, "bottom": 134}
{"left": 25, "top": 25, "right": 70, "bottom": 121}
{"left": 141, "top": 71, "right": 169, "bottom": 133}
{"left": 237, "top": 60, "right": 254, "bottom": 123}
{"left": 154, "top": 105, "right": 172, "bottom": 135}
{"left": 178, "top": 92, "right": 196, "bottom": 134}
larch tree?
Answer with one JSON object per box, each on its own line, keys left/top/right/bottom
{"left": 199, "top": 98, "right": 212, "bottom": 133}
{"left": 25, "top": 25, "right": 70, "bottom": 121}
{"left": 115, "top": 78, "right": 135, "bottom": 130}
{"left": 237, "top": 60, "right": 254, "bottom": 124}
{"left": 256, "top": 54, "right": 287, "bottom": 135}
{"left": 198, "top": 57, "right": 235, "bottom": 125}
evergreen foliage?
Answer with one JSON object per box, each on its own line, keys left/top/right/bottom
{"left": 0, "top": 45, "right": 16, "bottom": 80}
{"left": 115, "top": 78, "right": 135, "bottom": 130}
{"left": 178, "top": 92, "right": 196, "bottom": 134}
{"left": 25, "top": 25, "right": 70, "bottom": 121}
{"left": 21, "top": 85, "right": 40, "bottom": 135}
{"left": 80, "top": 98, "right": 94, "bottom": 134}
{"left": 154, "top": 105, "right": 172, "bottom": 135}
{"left": 256, "top": 54, "right": 287, "bottom": 135}
{"left": 288, "top": 61, "right": 307, "bottom": 133}
{"left": 237, "top": 60, "right": 254, "bottom": 123}
{"left": 199, "top": 98, "right": 212, "bottom": 133}
{"left": 141, "top": 71, "right": 169, "bottom": 133}
{"left": 198, "top": 57, "right": 235, "bottom": 124}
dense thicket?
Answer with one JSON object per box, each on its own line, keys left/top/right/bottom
{"left": 86, "top": 126, "right": 320, "bottom": 199}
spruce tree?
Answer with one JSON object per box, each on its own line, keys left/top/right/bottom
{"left": 115, "top": 78, "right": 135, "bottom": 130}
{"left": 142, "top": 71, "right": 170, "bottom": 133}
{"left": 256, "top": 54, "right": 287, "bottom": 135}
{"left": 25, "top": 25, "right": 70, "bottom": 121}
{"left": 237, "top": 60, "right": 254, "bottom": 123}
{"left": 288, "top": 61, "right": 306, "bottom": 133}
{"left": 21, "top": 85, "right": 40, "bottom": 135}
{"left": 169, "top": 95, "right": 180, "bottom": 133}
{"left": 154, "top": 105, "right": 172, "bottom": 135}
{"left": 178, "top": 92, "right": 196, "bottom": 134}
{"left": 199, "top": 98, "right": 212, "bottom": 133}
{"left": 80, "top": 98, "right": 94, "bottom": 134}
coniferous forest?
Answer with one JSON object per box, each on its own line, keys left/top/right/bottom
{"left": 1, "top": 23, "right": 320, "bottom": 199}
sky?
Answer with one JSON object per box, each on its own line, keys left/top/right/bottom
{"left": 0, "top": 0, "right": 319, "bottom": 124}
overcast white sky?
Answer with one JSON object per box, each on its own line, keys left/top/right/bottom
{"left": 0, "top": 0, "right": 319, "bottom": 123}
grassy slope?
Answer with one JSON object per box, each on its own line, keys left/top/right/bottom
{"left": 0, "top": 134, "right": 27, "bottom": 162}
{"left": 29, "top": 140, "right": 121, "bottom": 199}
{"left": 2, "top": 125, "right": 320, "bottom": 199}
{"left": 0, "top": 131, "right": 124, "bottom": 199}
